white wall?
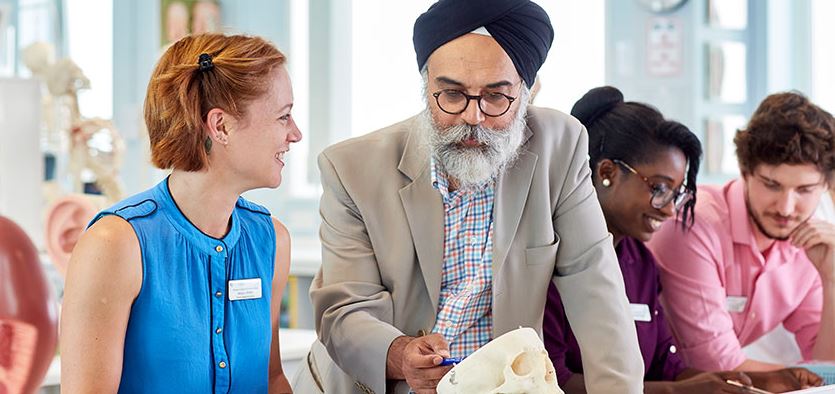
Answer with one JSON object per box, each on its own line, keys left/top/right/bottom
{"left": 812, "top": 0, "right": 835, "bottom": 113}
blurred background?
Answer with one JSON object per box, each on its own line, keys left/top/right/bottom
{"left": 0, "top": 0, "right": 832, "bottom": 390}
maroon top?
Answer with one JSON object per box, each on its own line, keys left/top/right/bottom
{"left": 543, "top": 237, "right": 686, "bottom": 387}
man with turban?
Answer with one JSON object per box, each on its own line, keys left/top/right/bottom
{"left": 293, "top": 1, "right": 644, "bottom": 393}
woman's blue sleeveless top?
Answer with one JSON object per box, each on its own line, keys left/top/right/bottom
{"left": 89, "top": 179, "right": 276, "bottom": 393}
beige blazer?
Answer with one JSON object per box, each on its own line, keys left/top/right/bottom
{"left": 292, "top": 107, "right": 644, "bottom": 393}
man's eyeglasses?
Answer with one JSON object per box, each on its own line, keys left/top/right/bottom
{"left": 613, "top": 159, "right": 693, "bottom": 210}
{"left": 432, "top": 89, "right": 517, "bottom": 117}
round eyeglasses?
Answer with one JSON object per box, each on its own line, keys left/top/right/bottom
{"left": 432, "top": 89, "right": 517, "bottom": 117}
{"left": 613, "top": 159, "right": 693, "bottom": 210}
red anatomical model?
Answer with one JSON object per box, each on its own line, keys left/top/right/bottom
{"left": 0, "top": 216, "right": 59, "bottom": 394}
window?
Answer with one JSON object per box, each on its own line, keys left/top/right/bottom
{"left": 351, "top": 0, "right": 435, "bottom": 137}
{"left": 534, "top": 0, "right": 605, "bottom": 113}
{"left": 17, "top": 0, "right": 62, "bottom": 75}
{"left": 287, "top": 0, "right": 317, "bottom": 197}
{"left": 65, "top": 0, "right": 113, "bottom": 118}
{"left": 812, "top": 0, "right": 835, "bottom": 112}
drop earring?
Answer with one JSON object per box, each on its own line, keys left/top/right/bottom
{"left": 204, "top": 137, "right": 212, "bottom": 153}
{"left": 601, "top": 178, "right": 611, "bottom": 187}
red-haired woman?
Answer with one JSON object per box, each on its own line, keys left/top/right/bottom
{"left": 60, "top": 33, "right": 302, "bottom": 393}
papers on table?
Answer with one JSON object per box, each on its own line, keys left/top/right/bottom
{"left": 788, "top": 362, "right": 835, "bottom": 393}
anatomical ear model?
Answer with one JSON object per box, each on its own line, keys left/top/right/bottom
{"left": 44, "top": 194, "right": 106, "bottom": 278}
{"left": 0, "top": 216, "right": 59, "bottom": 394}
{"left": 437, "top": 327, "right": 563, "bottom": 394}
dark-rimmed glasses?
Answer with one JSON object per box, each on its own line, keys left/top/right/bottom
{"left": 613, "top": 159, "right": 693, "bottom": 210}
{"left": 431, "top": 90, "right": 517, "bottom": 117}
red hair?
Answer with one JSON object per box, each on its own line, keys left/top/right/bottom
{"left": 144, "top": 33, "right": 286, "bottom": 171}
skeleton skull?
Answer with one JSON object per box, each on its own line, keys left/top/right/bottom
{"left": 22, "top": 42, "right": 55, "bottom": 77}
{"left": 437, "top": 327, "right": 563, "bottom": 394}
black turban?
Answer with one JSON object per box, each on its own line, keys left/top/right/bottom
{"left": 413, "top": 0, "right": 554, "bottom": 87}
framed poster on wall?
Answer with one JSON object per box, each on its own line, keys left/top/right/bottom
{"left": 160, "top": 0, "right": 221, "bottom": 47}
{"left": 646, "top": 16, "right": 683, "bottom": 77}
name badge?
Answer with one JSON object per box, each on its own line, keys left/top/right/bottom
{"left": 725, "top": 296, "right": 747, "bottom": 313}
{"left": 228, "top": 278, "right": 262, "bottom": 301}
{"left": 630, "top": 303, "right": 652, "bottom": 322}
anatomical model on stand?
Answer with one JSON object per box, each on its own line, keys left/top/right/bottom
{"left": 0, "top": 216, "right": 59, "bottom": 394}
{"left": 23, "top": 42, "right": 125, "bottom": 205}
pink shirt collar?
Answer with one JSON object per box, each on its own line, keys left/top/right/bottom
{"left": 727, "top": 178, "right": 756, "bottom": 246}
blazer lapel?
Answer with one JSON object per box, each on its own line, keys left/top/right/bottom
{"left": 493, "top": 127, "right": 537, "bottom": 276}
{"left": 398, "top": 126, "right": 444, "bottom": 311}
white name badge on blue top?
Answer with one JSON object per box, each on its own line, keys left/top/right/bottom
{"left": 228, "top": 278, "right": 262, "bottom": 301}
{"left": 630, "top": 303, "right": 652, "bottom": 322}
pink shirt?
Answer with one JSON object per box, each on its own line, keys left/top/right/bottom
{"left": 648, "top": 179, "right": 823, "bottom": 371}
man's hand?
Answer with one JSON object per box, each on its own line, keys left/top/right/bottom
{"left": 790, "top": 219, "right": 835, "bottom": 285}
{"left": 387, "top": 334, "right": 453, "bottom": 394}
{"left": 747, "top": 367, "right": 823, "bottom": 392}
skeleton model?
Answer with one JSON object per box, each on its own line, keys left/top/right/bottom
{"left": 22, "top": 42, "right": 125, "bottom": 203}
{"left": 22, "top": 42, "right": 87, "bottom": 153}
{"left": 68, "top": 118, "right": 125, "bottom": 202}
{"left": 437, "top": 327, "right": 563, "bottom": 394}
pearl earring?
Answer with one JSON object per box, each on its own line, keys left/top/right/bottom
{"left": 602, "top": 178, "right": 611, "bottom": 187}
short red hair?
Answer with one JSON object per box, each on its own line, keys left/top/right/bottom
{"left": 144, "top": 33, "right": 286, "bottom": 171}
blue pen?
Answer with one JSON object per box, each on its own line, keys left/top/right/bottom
{"left": 439, "top": 357, "right": 463, "bottom": 366}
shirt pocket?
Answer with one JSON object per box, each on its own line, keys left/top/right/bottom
{"left": 525, "top": 235, "right": 561, "bottom": 266}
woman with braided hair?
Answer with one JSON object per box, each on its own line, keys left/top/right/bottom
{"left": 543, "top": 86, "right": 822, "bottom": 393}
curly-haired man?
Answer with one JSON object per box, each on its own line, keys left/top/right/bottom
{"left": 649, "top": 92, "right": 835, "bottom": 373}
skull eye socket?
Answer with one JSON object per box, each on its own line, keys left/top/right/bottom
{"left": 510, "top": 351, "right": 538, "bottom": 377}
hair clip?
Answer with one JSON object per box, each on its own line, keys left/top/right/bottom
{"left": 197, "top": 53, "right": 214, "bottom": 72}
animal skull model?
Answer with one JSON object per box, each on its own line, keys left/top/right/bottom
{"left": 437, "top": 327, "right": 563, "bottom": 394}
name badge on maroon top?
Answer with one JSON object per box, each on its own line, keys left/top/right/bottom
{"left": 630, "top": 303, "right": 652, "bottom": 322}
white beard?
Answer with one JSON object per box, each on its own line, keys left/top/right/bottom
{"left": 419, "top": 103, "right": 528, "bottom": 191}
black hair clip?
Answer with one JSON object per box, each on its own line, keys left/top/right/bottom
{"left": 198, "top": 53, "right": 214, "bottom": 72}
